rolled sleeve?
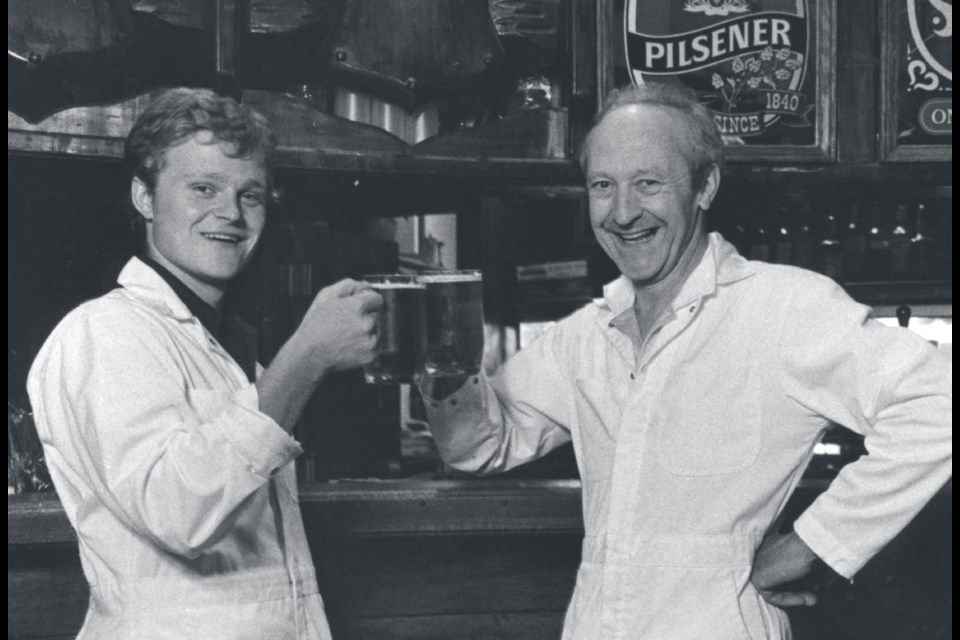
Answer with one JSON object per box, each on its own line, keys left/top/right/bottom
{"left": 213, "top": 385, "right": 303, "bottom": 478}
{"left": 421, "top": 319, "right": 577, "bottom": 475}
{"left": 29, "top": 304, "right": 302, "bottom": 557}
{"left": 422, "top": 374, "right": 503, "bottom": 472}
{"left": 780, "top": 278, "right": 952, "bottom": 577}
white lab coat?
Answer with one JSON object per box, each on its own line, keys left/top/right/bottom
{"left": 425, "top": 233, "right": 952, "bottom": 640}
{"left": 27, "top": 258, "right": 332, "bottom": 640}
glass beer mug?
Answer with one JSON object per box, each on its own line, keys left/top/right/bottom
{"left": 362, "top": 274, "right": 427, "bottom": 384}
{"left": 418, "top": 270, "right": 484, "bottom": 377}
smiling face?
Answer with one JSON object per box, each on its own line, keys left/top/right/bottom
{"left": 584, "top": 104, "right": 719, "bottom": 291}
{"left": 132, "top": 132, "right": 268, "bottom": 306}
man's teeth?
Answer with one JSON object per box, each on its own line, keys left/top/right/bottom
{"left": 618, "top": 228, "right": 657, "bottom": 241}
{"left": 203, "top": 234, "right": 241, "bottom": 243}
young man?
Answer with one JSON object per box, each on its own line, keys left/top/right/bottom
{"left": 420, "top": 83, "right": 951, "bottom": 639}
{"left": 27, "top": 88, "right": 382, "bottom": 639}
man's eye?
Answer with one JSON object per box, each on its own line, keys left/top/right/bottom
{"left": 192, "top": 184, "right": 215, "bottom": 196}
{"left": 242, "top": 192, "right": 264, "bottom": 205}
{"left": 589, "top": 180, "right": 613, "bottom": 193}
{"left": 636, "top": 179, "right": 663, "bottom": 194}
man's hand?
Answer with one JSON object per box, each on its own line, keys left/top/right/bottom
{"left": 299, "top": 279, "right": 383, "bottom": 375}
{"left": 256, "top": 279, "right": 382, "bottom": 432}
{"left": 751, "top": 531, "right": 820, "bottom": 607}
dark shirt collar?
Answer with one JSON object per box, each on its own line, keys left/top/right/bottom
{"left": 137, "top": 253, "right": 224, "bottom": 339}
{"left": 137, "top": 254, "right": 259, "bottom": 382}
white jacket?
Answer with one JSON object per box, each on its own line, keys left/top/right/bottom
{"left": 27, "top": 257, "right": 332, "bottom": 640}
{"left": 425, "top": 233, "right": 952, "bottom": 640}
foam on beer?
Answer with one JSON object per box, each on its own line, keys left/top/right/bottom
{"left": 418, "top": 272, "right": 482, "bottom": 283}
{"left": 368, "top": 281, "right": 425, "bottom": 289}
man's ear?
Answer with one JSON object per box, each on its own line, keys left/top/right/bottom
{"left": 131, "top": 178, "right": 155, "bottom": 222}
{"left": 696, "top": 164, "right": 721, "bottom": 212}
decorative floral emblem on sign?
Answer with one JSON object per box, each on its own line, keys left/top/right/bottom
{"left": 905, "top": 0, "right": 952, "bottom": 136}
{"left": 684, "top": 0, "right": 751, "bottom": 17}
{"left": 625, "top": 0, "right": 813, "bottom": 141}
{"left": 711, "top": 46, "right": 804, "bottom": 111}
{"left": 909, "top": 0, "right": 952, "bottom": 82}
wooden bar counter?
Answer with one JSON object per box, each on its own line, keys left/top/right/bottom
{"left": 8, "top": 480, "right": 951, "bottom": 640}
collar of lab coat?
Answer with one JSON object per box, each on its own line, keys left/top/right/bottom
{"left": 598, "top": 232, "right": 756, "bottom": 320}
{"left": 116, "top": 256, "right": 200, "bottom": 324}
{"left": 116, "top": 257, "right": 260, "bottom": 382}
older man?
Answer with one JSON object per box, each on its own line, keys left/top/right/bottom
{"left": 28, "top": 88, "right": 382, "bottom": 639}
{"left": 420, "top": 83, "right": 951, "bottom": 639}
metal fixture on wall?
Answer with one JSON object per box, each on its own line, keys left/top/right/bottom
{"left": 7, "top": 0, "right": 136, "bottom": 122}
{"left": 332, "top": 87, "right": 439, "bottom": 145}
{"left": 327, "top": 0, "right": 504, "bottom": 110}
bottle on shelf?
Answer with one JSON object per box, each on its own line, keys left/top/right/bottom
{"left": 723, "top": 218, "right": 749, "bottom": 255}
{"left": 745, "top": 214, "right": 772, "bottom": 263}
{"left": 818, "top": 211, "right": 844, "bottom": 283}
{"left": 735, "top": 222, "right": 750, "bottom": 254}
{"left": 888, "top": 203, "right": 913, "bottom": 280}
{"left": 772, "top": 205, "right": 793, "bottom": 265}
{"left": 842, "top": 203, "right": 868, "bottom": 282}
{"left": 940, "top": 200, "right": 953, "bottom": 280}
{"left": 910, "top": 201, "right": 950, "bottom": 281}
{"left": 865, "top": 204, "right": 892, "bottom": 282}
{"left": 791, "top": 203, "right": 818, "bottom": 272}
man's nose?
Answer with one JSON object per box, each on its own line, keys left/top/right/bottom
{"left": 612, "top": 188, "right": 641, "bottom": 226}
{"left": 214, "top": 195, "right": 244, "bottom": 222}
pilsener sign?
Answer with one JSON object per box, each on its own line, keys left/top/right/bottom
{"left": 626, "top": 0, "right": 814, "bottom": 140}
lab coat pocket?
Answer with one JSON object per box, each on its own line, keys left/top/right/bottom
{"left": 656, "top": 362, "right": 761, "bottom": 476}
{"left": 618, "top": 566, "right": 757, "bottom": 640}
{"left": 737, "top": 579, "right": 791, "bottom": 640}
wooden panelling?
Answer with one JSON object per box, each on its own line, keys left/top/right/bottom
{"left": 835, "top": 0, "right": 879, "bottom": 163}
{"left": 313, "top": 534, "right": 580, "bottom": 618}
{"left": 330, "top": 612, "right": 564, "bottom": 640}
{"left": 8, "top": 546, "right": 88, "bottom": 639}
{"left": 7, "top": 482, "right": 953, "bottom": 640}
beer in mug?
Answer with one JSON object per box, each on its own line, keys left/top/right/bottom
{"left": 363, "top": 275, "right": 427, "bottom": 384}
{"left": 419, "top": 270, "right": 484, "bottom": 377}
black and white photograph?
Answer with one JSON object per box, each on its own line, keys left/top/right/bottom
{"left": 9, "top": 1, "right": 951, "bottom": 639}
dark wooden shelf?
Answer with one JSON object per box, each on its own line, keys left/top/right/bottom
{"left": 9, "top": 90, "right": 952, "bottom": 189}
{"left": 301, "top": 479, "right": 584, "bottom": 536}
{"left": 721, "top": 163, "right": 953, "bottom": 186}
{"left": 8, "top": 91, "right": 581, "bottom": 185}
{"left": 10, "top": 477, "right": 951, "bottom": 545}
{"left": 842, "top": 281, "right": 952, "bottom": 306}
{"left": 7, "top": 480, "right": 585, "bottom": 546}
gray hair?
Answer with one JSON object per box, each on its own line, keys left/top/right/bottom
{"left": 579, "top": 82, "right": 724, "bottom": 189}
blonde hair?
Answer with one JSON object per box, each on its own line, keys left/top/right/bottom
{"left": 124, "top": 88, "right": 277, "bottom": 240}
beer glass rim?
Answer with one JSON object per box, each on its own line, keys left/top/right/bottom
{"left": 363, "top": 273, "right": 425, "bottom": 288}
{"left": 417, "top": 269, "right": 482, "bottom": 283}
